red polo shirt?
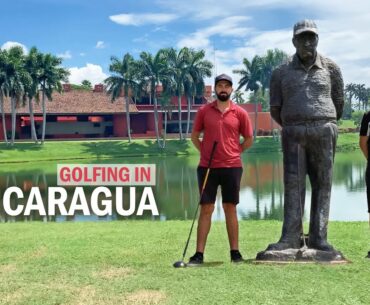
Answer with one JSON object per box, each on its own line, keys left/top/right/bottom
{"left": 193, "top": 100, "right": 253, "bottom": 168}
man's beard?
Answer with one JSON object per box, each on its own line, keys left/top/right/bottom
{"left": 216, "top": 92, "right": 231, "bottom": 102}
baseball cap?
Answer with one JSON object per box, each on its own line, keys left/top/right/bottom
{"left": 215, "top": 73, "right": 233, "bottom": 86}
{"left": 293, "top": 19, "right": 318, "bottom": 36}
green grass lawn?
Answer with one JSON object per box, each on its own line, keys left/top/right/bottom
{"left": 0, "top": 133, "right": 360, "bottom": 164}
{"left": 339, "top": 119, "right": 357, "bottom": 129}
{"left": 0, "top": 221, "right": 369, "bottom": 305}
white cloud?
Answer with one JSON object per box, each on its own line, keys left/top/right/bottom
{"left": 95, "top": 41, "right": 106, "bottom": 49}
{"left": 174, "top": 0, "right": 370, "bottom": 87}
{"left": 68, "top": 63, "right": 108, "bottom": 85}
{"left": 109, "top": 13, "right": 178, "bottom": 26}
{"left": 57, "top": 50, "right": 72, "bottom": 59}
{"left": 177, "top": 16, "right": 252, "bottom": 49}
{"left": 1, "top": 41, "right": 28, "bottom": 54}
{"left": 80, "top": 52, "right": 86, "bottom": 57}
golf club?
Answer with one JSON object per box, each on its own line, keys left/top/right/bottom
{"left": 173, "top": 141, "right": 218, "bottom": 268}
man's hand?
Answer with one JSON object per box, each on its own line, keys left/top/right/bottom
{"left": 191, "top": 131, "right": 202, "bottom": 152}
{"left": 240, "top": 136, "right": 253, "bottom": 152}
{"left": 270, "top": 106, "right": 282, "bottom": 126}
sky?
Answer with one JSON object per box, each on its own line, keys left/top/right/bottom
{"left": 1, "top": 0, "right": 370, "bottom": 88}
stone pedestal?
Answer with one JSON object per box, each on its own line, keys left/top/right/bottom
{"left": 255, "top": 247, "right": 348, "bottom": 264}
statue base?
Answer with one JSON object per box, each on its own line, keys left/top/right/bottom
{"left": 255, "top": 248, "right": 349, "bottom": 264}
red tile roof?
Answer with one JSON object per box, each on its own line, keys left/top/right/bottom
{"left": 3, "top": 90, "right": 138, "bottom": 114}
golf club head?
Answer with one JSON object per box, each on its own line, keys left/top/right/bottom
{"left": 173, "top": 260, "right": 187, "bottom": 268}
{"left": 366, "top": 251, "right": 370, "bottom": 259}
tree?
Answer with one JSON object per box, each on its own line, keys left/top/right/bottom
{"left": 158, "top": 89, "right": 174, "bottom": 148}
{"left": 164, "top": 47, "right": 190, "bottom": 140}
{"left": 345, "top": 83, "right": 357, "bottom": 111}
{"left": 105, "top": 53, "right": 137, "bottom": 142}
{"left": 4, "top": 47, "right": 30, "bottom": 145}
{"left": 81, "top": 79, "right": 92, "bottom": 90}
{"left": 232, "top": 91, "right": 245, "bottom": 104}
{"left": 233, "top": 49, "right": 288, "bottom": 138}
{"left": 38, "top": 53, "right": 69, "bottom": 143}
{"left": 24, "top": 47, "right": 41, "bottom": 143}
{"left": 233, "top": 56, "right": 264, "bottom": 139}
{"left": 355, "top": 84, "right": 368, "bottom": 110}
{"left": 260, "top": 49, "right": 289, "bottom": 93}
{"left": 0, "top": 49, "right": 9, "bottom": 144}
{"left": 185, "top": 48, "right": 212, "bottom": 137}
{"left": 137, "top": 50, "right": 170, "bottom": 148}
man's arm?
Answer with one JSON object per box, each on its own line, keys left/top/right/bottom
{"left": 360, "top": 136, "right": 368, "bottom": 160}
{"left": 269, "top": 67, "right": 283, "bottom": 126}
{"left": 191, "top": 131, "right": 202, "bottom": 152}
{"left": 329, "top": 61, "right": 344, "bottom": 120}
{"left": 359, "top": 113, "right": 369, "bottom": 159}
{"left": 270, "top": 106, "right": 282, "bottom": 126}
{"left": 240, "top": 136, "right": 253, "bottom": 152}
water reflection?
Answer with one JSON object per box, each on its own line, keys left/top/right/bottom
{"left": 0, "top": 151, "right": 368, "bottom": 222}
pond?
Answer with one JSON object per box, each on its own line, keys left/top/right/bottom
{"left": 0, "top": 151, "right": 368, "bottom": 222}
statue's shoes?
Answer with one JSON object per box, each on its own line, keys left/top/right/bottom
{"left": 307, "top": 239, "right": 335, "bottom": 252}
{"left": 266, "top": 240, "right": 300, "bottom": 251}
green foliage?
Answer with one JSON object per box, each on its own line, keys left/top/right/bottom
{"left": 351, "top": 110, "right": 365, "bottom": 127}
{"left": 345, "top": 83, "right": 370, "bottom": 111}
{"left": 70, "top": 83, "right": 92, "bottom": 91}
{"left": 233, "top": 48, "right": 289, "bottom": 94}
{"left": 248, "top": 89, "right": 270, "bottom": 111}
{"left": 232, "top": 90, "right": 245, "bottom": 104}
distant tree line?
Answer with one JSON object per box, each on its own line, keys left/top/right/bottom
{"left": 0, "top": 46, "right": 69, "bottom": 145}
{"left": 2, "top": 44, "right": 368, "bottom": 146}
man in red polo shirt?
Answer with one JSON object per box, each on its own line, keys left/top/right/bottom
{"left": 188, "top": 73, "right": 253, "bottom": 265}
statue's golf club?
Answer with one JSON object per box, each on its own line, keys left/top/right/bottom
{"left": 173, "top": 141, "right": 218, "bottom": 268}
{"left": 297, "top": 143, "right": 308, "bottom": 250}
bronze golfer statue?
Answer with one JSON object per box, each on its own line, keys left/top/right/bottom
{"left": 257, "top": 20, "right": 347, "bottom": 262}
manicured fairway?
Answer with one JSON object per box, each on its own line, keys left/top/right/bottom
{"left": 0, "top": 221, "right": 369, "bottom": 305}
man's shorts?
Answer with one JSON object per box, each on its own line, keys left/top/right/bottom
{"left": 197, "top": 167, "right": 243, "bottom": 205}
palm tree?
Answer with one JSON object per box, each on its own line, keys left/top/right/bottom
{"left": 4, "top": 46, "right": 30, "bottom": 145}
{"left": 185, "top": 49, "right": 212, "bottom": 137}
{"left": 164, "top": 47, "right": 190, "bottom": 140}
{"left": 354, "top": 84, "right": 368, "bottom": 110}
{"left": 137, "top": 50, "right": 170, "bottom": 148}
{"left": 232, "top": 91, "right": 245, "bottom": 104}
{"left": 158, "top": 88, "right": 174, "bottom": 149}
{"left": 260, "top": 49, "right": 289, "bottom": 92}
{"left": 105, "top": 53, "right": 138, "bottom": 142}
{"left": 0, "top": 49, "right": 9, "bottom": 144}
{"left": 233, "top": 56, "right": 264, "bottom": 139}
{"left": 345, "top": 83, "right": 357, "bottom": 111}
{"left": 24, "top": 47, "right": 42, "bottom": 142}
{"left": 38, "top": 53, "right": 69, "bottom": 143}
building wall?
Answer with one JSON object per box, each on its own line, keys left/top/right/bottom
{"left": 130, "top": 114, "right": 147, "bottom": 134}
{"left": 248, "top": 112, "right": 281, "bottom": 132}
{"left": 113, "top": 114, "right": 127, "bottom": 137}
{"left": 0, "top": 111, "right": 281, "bottom": 140}
{"left": 0, "top": 116, "right": 21, "bottom": 140}
{"left": 45, "top": 121, "right": 113, "bottom": 136}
